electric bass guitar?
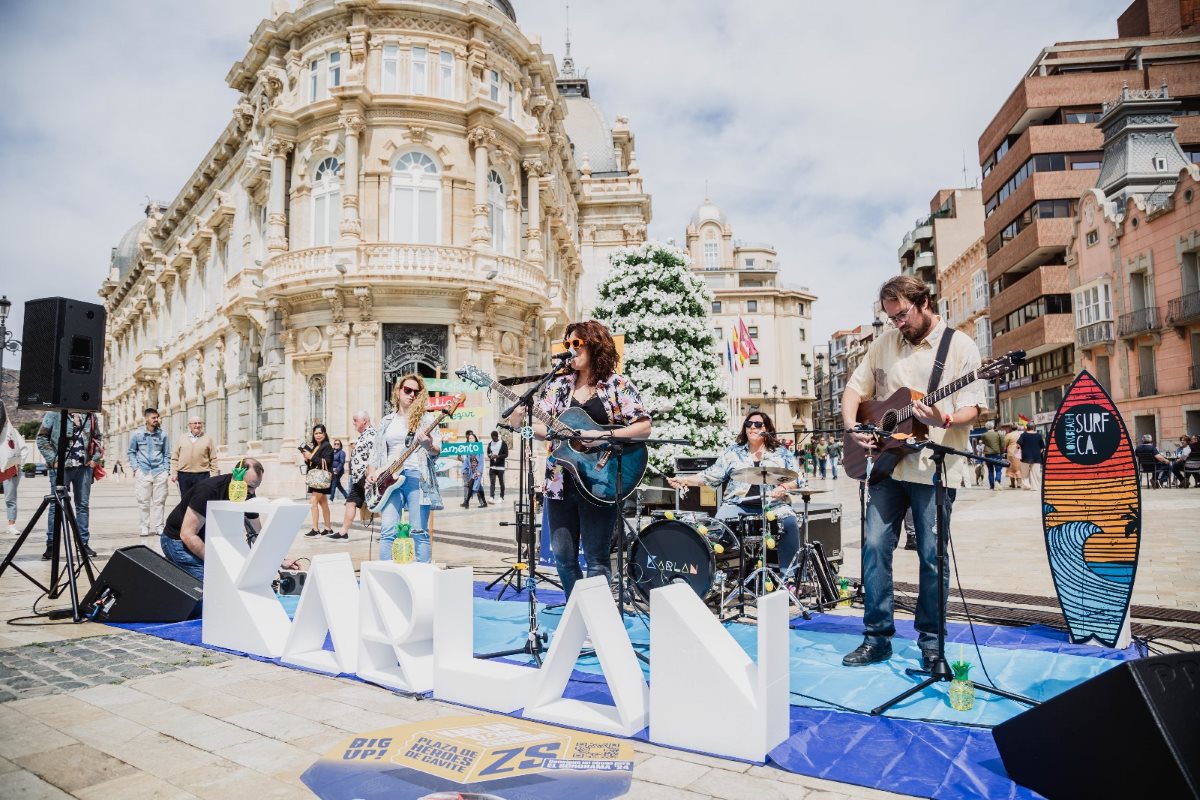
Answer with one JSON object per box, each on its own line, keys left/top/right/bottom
{"left": 841, "top": 350, "right": 1024, "bottom": 484}
{"left": 364, "top": 393, "right": 465, "bottom": 512}
{"left": 456, "top": 365, "right": 648, "bottom": 506}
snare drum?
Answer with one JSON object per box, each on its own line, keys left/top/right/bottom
{"left": 627, "top": 517, "right": 738, "bottom": 601}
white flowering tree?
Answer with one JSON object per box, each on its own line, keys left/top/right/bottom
{"left": 592, "top": 241, "right": 731, "bottom": 474}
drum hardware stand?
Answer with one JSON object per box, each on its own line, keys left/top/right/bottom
{"left": 0, "top": 415, "right": 97, "bottom": 622}
{"left": 723, "top": 472, "right": 809, "bottom": 619}
{"left": 871, "top": 439, "right": 1037, "bottom": 716}
{"left": 781, "top": 490, "right": 840, "bottom": 613}
{"left": 478, "top": 365, "right": 569, "bottom": 665}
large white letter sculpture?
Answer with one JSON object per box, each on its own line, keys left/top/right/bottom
{"left": 432, "top": 566, "right": 540, "bottom": 712}
{"left": 523, "top": 575, "right": 649, "bottom": 736}
{"left": 281, "top": 552, "right": 360, "bottom": 675}
{"left": 202, "top": 500, "right": 308, "bottom": 658}
{"left": 357, "top": 561, "right": 438, "bottom": 693}
{"left": 649, "top": 584, "right": 790, "bottom": 762}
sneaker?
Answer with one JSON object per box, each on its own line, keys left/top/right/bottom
{"left": 321, "top": 529, "right": 333, "bottom": 537}
{"left": 6, "top": 523, "right": 17, "bottom": 535}
{"left": 41, "top": 547, "right": 54, "bottom": 561}
{"left": 920, "top": 649, "right": 940, "bottom": 670}
{"left": 83, "top": 545, "right": 98, "bottom": 558}
{"left": 139, "top": 531, "right": 151, "bottom": 537}
{"left": 329, "top": 532, "right": 348, "bottom": 540}
{"left": 842, "top": 641, "right": 893, "bottom": 666}
{"left": 904, "top": 536, "right": 918, "bottom": 551}
{"left": 305, "top": 529, "right": 322, "bottom": 537}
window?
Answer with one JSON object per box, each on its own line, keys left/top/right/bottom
{"left": 974, "top": 316, "right": 992, "bottom": 357}
{"left": 487, "top": 170, "right": 506, "bottom": 253}
{"left": 972, "top": 269, "right": 988, "bottom": 310}
{"left": 411, "top": 47, "right": 427, "bottom": 95}
{"left": 1086, "top": 230, "right": 1099, "bottom": 247}
{"left": 308, "top": 375, "right": 326, "bottom": 429}
{"left": 1153, "top": 155, "right": 1168, "bottom": 172}
{"left": 747, "top": 326, "right": 758, "bottom": 338}
{"left": 798, "top": 327, "right": 806, "bottom": 341}
{"left": 745, "top": 257, "right": 755, "bottom": 268}
{"left": 392, "top": 151, "right": 439, "bottom": 244}
{"left": 1074, "top": 283, "right": 1112, "bottom": 327}
{"left": 258, "top": 203, "right": 268, "bottom": 261}
{"left": 309, "top": 57, "right": 323, "bottom": 102}
{"left": 328, "top": 51, "right": 341, "bottom": 90}
{"left": 714, "top": 326, "right": 723, "bottom": 340}
{"left": 505, "top": 80, "right": 515, "bottom": 120}
{"left": 747, "top": 300, "right": 758, "bottom": 313}
{"left": 798, "top": 302, "right": 806, "bottom": 315}
{"left": 489, "top": 69, "right": 501, "bottom": 102}
{"left": 436, "top": 51, "right": 454, "bottom": 99}
{"left": 749, "top": 379, "right": 762, "bottom": 394}
{"left": 711, "top": 300, "right": 722, "bottom": 314}
{"left": 986, "top": 199, "right": 1078, "bottom": 256}
{"left": 382, "top": 44, "right": 399, "bottom": 92}
{"left": 312, "top": 157, "right": 341, "bottom": 247}
{"left": 703, "top": 242, "right": 719, "bottom": 269}
{"left": 749, "top": 353, "right": 760, "bottom": 365}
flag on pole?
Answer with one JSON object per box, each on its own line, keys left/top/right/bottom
{"left": 1017, "top": 413, "right": 1031, "bottom": 426}
{"left": 730, "top": 327, "right": 741, "bottom": 370}
{"left": 738, "top": 317, "right": 759, "bottom": 359}
{"left": 726, "top": 338, "right": 736, "bottom": 375}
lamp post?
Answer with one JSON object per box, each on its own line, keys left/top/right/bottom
{"left": 0, "top": 296, "right": 20, "bottom": 409}
{"left": 761, "top": 383, "right": 788, "bottom": 428}
{"left": 814, "top": 351, "right": 826, "bottom": 432}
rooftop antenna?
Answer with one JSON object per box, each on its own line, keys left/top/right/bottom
{"left": 561, "top": 2, "right": 575, "bottom": 77}
{"left": 961, "top": 149, "right": 968, "bottom": 188}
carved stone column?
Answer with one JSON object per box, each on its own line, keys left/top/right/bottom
{"left": 266, "top": 138, "right": 294, "bottom": 254}
{"left": 338, "top": 113, "right": 364, "bottom": 242}
{"left": 522, "top": 158, "right": 544, "bottom": 264}
{"left": 468, "top": 127, "right": 495, "bottom": 248}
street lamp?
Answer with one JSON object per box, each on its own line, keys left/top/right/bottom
{"left": 761, "top": 384, "right": 788, "bottom": 427}
{"left": 872, "top": 316, "right": 884, "bottom": 340}
{"left": 0, "top": 295, "right": 21, "bottom": 408}
{"left": 814, "top": 352, "right": 826, "bottom": 433}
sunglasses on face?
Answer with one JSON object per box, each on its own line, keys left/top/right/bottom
{"left": 400, "top": 385, "right": 420, "bottom": 396}
{"left": 745, "top": 420, "right": 767, "bottom": 429}
{"left": 563, "top": 337, "right": 585, "bottom": 350}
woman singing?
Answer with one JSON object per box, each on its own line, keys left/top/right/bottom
{"left": 668, "top": 411, "right": 804, "bottom": 580}
{"left": 529, "top": 321, "right": 651, "bottom": 599}
{"left": 366, "top": 374, "right": 443, "bottom": 561}
{"left": 301, "top": 424, "right": 334, "bottom": 537}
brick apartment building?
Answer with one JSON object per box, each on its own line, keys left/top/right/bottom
{"left": 979, "top": 0, "right": 1200, "bottom": 425}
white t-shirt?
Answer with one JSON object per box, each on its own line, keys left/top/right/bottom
{"left": 385, "top": 417, "right": 423, "bottom": 474}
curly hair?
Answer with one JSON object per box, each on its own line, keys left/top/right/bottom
{"left": 565, "top": 320, "right": 620, "bottom": 383}
{"left": 735, "top": 411, "right": 781, "bottom": 450}
{"left": 390, "top": 373, "right": 429, "bottom": 433}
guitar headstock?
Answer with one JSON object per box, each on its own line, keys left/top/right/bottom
{"left": 979, "top": 350, "right": 1026, "bottom": 381}
{"left": 441, "top": 393, "right": 467, "bottom": 418}
{"left": 455, "top": 365, "right": 493, "bottom": 390}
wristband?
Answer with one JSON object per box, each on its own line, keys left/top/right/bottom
{"left": 942, "top": 413, "right": 953, "bottom": 429}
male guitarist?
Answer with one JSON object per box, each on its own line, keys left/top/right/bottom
{"left": 525, "top": 320, "right": 652, "bottom": 600}
{"left": 840, "top": 276, "right": 986, "bottom": 667}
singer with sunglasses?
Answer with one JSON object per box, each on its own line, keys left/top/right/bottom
{"left": 526, "top": 320, "right": 652, "bottom": 599}
{"left": 668, "top": 411, "right": 804, "bottom": 580}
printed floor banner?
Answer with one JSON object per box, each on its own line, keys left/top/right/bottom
{"left": 300, "top": 714, "right": 635, "bottom": 800}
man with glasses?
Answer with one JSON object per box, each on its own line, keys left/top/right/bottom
{"left": 171, "top": 417, "right": 218, "bottom": 499}
{"left": 840, "top": 276, "right": 986, "bottom": 668}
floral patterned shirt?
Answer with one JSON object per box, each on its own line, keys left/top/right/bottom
{"left": 536, "top": 372, "right": 650, "bottom": 501}
{"left": 698, "top": 443, "right": 804, "bottom": 517}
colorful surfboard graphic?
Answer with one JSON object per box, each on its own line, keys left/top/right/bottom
{"left": 1042, "top": 371, "right": 1140, "bottom": 647}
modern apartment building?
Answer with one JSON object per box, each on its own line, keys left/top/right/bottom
{"left": 898, "top": 188, "right": 984, "bottom": 303}
{"left": 978, "top": 0, "right": 1200, "bottom": 425}
{"left": 937, "top": 235, "right": 996, "bottom": 419}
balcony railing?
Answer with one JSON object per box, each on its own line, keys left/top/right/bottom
{"left": 1138, "top": 373, "right": 1158, "bottom": 397}
{"left": 914, "top": 251, "right": 935, "bottom": 271}
{"left": 1192, "top": 365, "right": 1200, "bottom": 391}
{"left": 1166, "top": 291, "right": 1200, "bottom": 326}
{"left": 1076, "top": 320, "right": 1115, "bottom": 349}
{"left": 1117, "top": 306, "right": 1161, "bottom": 337}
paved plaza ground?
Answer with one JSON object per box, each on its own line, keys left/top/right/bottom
{"left": 0, "top": 470, "right": 1196, "bottom": 798}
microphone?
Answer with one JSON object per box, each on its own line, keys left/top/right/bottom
{"left": 551, "top": 348, "right": 577, "bottom": 362}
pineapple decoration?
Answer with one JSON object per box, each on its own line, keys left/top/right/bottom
{"left": 949, "top": 647, "right": 975, "bottom": 711}
{"left": 391, "top": 511, "right": 415, "bottom": 564}
{"left": 228, "top": 459, "right": 250, "bottom": 502}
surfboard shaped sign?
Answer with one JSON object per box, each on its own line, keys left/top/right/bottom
{"left": 1042, "top": 370, "right": 1140, "bottom": 648}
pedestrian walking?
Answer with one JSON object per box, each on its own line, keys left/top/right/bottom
{"left": 301, "top": 424, "right": 334, "bottom": 537}
{"left": 37, "top": 409, "right": 104, "bottom": 558}
{"left": 171, "top": 416, "right": 218, "bottom": 498}
{"left": 330, "top": 439, "right": 350, "bottom": 501}
{"left": 129, "top": 408, "right": 170, "bottom": 538}
{"left": 112, "top": 460, "right": 125, "bottom": 481}
{"left": 331, "top": 412, "right": 376, "bottom": 540}
{"left": 487, "top": 429, "right": 508, "bottom": 502}
{"left": 827, "top": 434, "right": 841, "bottom": 479}
{"left": 1017, "top": 422, "right": 1046, "bottom": 490}
{"left": 460, "top": 430, "right": 487, "bottom": 508}
{"left": 816, "top": 437, "right": 828, "bottom": 479}
{"left": 1004, "top": 424, "right": 1022, "bottom": 489}
{"left": 980, "top": 421, "right": 1004, "bottom": 490}
{"left": 972, "top": 438, "right": 985, "bottom": 486}
{"left": 1, "top": 403, "right": 26, "bottom": 535}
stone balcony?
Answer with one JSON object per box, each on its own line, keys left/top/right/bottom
{"left": 1118, "top": 307, "right": 1162, "bottom": 338}
{"left": 992, "top": 314, "right": 1073, "bottom": 359}
{"left": 1076, "top": 320, "right": 1115, "bottom": 350}
{"left": 1166, "top": 291, "right": 1200, "bottom": 327}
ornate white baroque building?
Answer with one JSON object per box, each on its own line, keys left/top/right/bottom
{"left": 98, "top": 0, "right": 651, "bottom": 496}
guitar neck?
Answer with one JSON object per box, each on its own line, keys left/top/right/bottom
{"left": 896, "top": 369, "right": 979, "bottom": 424}
{"left": 485, "top": 379, "right": 577, "bottom": 437}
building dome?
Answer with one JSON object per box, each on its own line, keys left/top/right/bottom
{"left": 111, "top": 218, "right": 149, "bottom": 282}
{"left": 690, "top": 198, "right": 728, "bottom": 227}
{"left": 562, "top": 94, "right": 620, "bottom": 173}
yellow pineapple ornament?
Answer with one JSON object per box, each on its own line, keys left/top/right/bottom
{"left": 228, "top": 460, "right": 249, "bottom": 502}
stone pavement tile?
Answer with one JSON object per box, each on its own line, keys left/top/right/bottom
{"left": 313, "top": 683, "right": 392, "bottom": 709}
{"left": 213, "top": 737, "right": 318, "bottom": 781}
{"left": 256, "top": 668, "right": 348, "bottom": 693}
{"left": 8, "top": 694, "right": 113, "bottom": 728}
{"left": 0, "top": 768, "right": 75, "bottom": 799}
{"left": 72, "top": 683, "right": 154, "bottom": 709}
{"left": 291, "top": 728, "right": 353, "bottom": 755}
{"left": 224, "top": 706, "right": 342, "bottom": 742}
{"left": 178, "top": 691, "right": 267, "bottom": 720}
{"left": 60, "top": 715, "right": 152, "bottom": 749}
{"left": 89, "top": 730, "right": 222, "bottom": 781}
{"left": 74, "top": 772, "right": 199, "bottom": 800}
{"left": 253, "top": 693, "right": 363, "bottom": 720}
{"left": 623, "top": 781, "right": 712, "bottom": 800}
{"left": 0, "top": 755, "right": 19, "bottom": 774}
{"left": 0, "top": 707, "right": 78, "bottom": 761}
{"left": 175, "top": 765, "right": 300, "bottom": 800}
{"left": 634, "top": 754, "right": 712, "bottom": 788}
{"left": 631, "top": 739, "right": 755, "bottom": 774}
{"left": 164, "top": 663, "right": 256, "bottom": 688}
{"left": 220, "top": 677, "right": 302, "bottom": 702}
{"left": 686, "top": 768, "right": 800, "bottom": 800}
{"left": 105, "top": 698, "right": 194, "bottom": 730}
{"left": 13, "top": 742, "right": 137, "bottom": 794}
{"left": 127, "top": 674, "right": 217, "bottom": 704}
{"left": 323, "top": 708, "right": 410, "bottom": 733}
{"left": 153, "top": 712, "right": 263, "bottom": 751}
{"left": 746, "top": 766, "right": 916, "bottom": 799}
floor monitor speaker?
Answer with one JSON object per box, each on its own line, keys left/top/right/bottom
{"left": 81, "top": 545, "right": 203, "bottom": 623}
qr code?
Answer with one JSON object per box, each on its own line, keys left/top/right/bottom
{"left": 573, "top": 742, "right": 620, "bottom": 759}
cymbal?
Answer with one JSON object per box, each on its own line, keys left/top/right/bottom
{"left": 730, "top": 465, "right": 798, "bottom": 485}
{"left": 635, "top": 484, "right": 678, "bottom": 495}
{"left": 788, "top": 488, "right": 831, "bottom": 495}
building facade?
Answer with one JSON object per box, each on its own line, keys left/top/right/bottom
{"left": 937, "top": 236, "right": 996, "bottom": 419}
{"left": 684, "top": 200, "right": 818, "bottom": 436}
{"left": 978, "top": 0, "right": 1200, "bottom": 427}
{"left": 97, "top": 0, "right": 651, "bottom": 496}
{"left": 813, "top": 323, "right": 883, "bottom": 435}
{"left": 1067, "top": 84, "right": 1200, "bottom": 442}
{"left": 898, "top": 188, "right": 985, "bottom": 304}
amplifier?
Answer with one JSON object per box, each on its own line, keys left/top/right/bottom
{"left": 800, "top": 501, "right": 843, "bottom": 564}
{"left": 675, "top": 456, "right": 717, "bottom": 473}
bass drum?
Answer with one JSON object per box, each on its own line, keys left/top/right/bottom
{"left": 627, "top": 518, "right": 735, "bottom": 601}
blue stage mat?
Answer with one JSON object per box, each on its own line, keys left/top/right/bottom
{"left": 110, "top": 581, "right": 1138, "bottom": 800}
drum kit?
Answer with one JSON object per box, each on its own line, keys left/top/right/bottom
{"left": 620, "top": 466, "right": 842, "bottom": 620}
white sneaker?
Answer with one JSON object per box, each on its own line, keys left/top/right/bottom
{"left": 5, "top": 524, "right": 16, "bottom": 536}
{"left": 139, "top": 531, "right": 150, "bottom": 537}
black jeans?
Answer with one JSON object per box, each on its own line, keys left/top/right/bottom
{"left": 177, "top": 471, "right": 207, "bottom": 499}
{"left": 547, "top": 479, "right": 619, "bottom": 599}
{"left": 489, "top": 468, "right": 505, "bottom": 499}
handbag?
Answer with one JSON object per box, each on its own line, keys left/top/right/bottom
{"left": 306, "top": 458, "right": 332, "bottom": 490}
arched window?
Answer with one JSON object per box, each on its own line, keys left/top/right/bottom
{"left": 312, "top": 157, "right": 341, "bottom": 247}
{"left": 487, "top": 170, "right": 505, "bottom": 253}
{"left": 392, "top": 152, "right": 440, "bottom": 244}
{"left": 308, "top": 374, "right": 326, "bottom": 433}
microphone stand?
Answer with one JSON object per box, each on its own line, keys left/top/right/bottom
{"left": 870, "top": 437, "right": 1036, "bottom": 716}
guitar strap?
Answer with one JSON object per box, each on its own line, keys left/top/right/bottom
{"left": 926, "top": 327, "right": 958, "bottom": 396}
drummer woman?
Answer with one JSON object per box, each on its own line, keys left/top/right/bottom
{"left": 668, "top": 411, "right": 805, "bottom": 579}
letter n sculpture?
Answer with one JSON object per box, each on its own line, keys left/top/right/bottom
{"left": 1042, "top": 370, "right": 1140, "bottom": 648}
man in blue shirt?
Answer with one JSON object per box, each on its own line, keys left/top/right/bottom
{"left": 128, "top": 407, "right": 170, "bottom": 538}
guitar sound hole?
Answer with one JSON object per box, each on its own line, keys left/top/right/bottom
{"left": 879, "top": 411, "right": 896, "bottom": 433}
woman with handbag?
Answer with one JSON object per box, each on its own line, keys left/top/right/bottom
{"left": 460, "top": 430, "right": 486, "bottom": 508}
{"left": 301, "top": 424, "right": 334, "bottom": 537}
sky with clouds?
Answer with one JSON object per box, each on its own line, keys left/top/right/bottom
{"left": 0, "top": 0, "right": 1130, "bottom": 371}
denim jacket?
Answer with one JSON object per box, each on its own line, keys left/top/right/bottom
{"left": 127, "top": 425, "right": 170, "bottom": 475}
{"left": 699, "top": 443, "right": 803, "bottom": 517}
{"left": 369, "top": 412, "right": 444, "bottom": 511}
{"left": 36, "top": 411, "right": 103, "bottom": 468}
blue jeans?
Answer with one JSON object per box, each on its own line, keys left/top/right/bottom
{"left": 379, "top": 470, "right": 431, "bottom": 562}
{"left": 861, "top": 477, "right": 954, "bottom": 651}
{"left": 547, "top": 479, "right": 618, "bottom": 598}
{"left": 160, "top": 533, "right": 205, "bottom": 581}
{"left": 717, "top": 503, "right": 801, "bottom": 578}
{"left": 830, "top": 457, "right": 839, "bottom": 478}
{"left": 818, "top": 458, "right": 827, "bottom": 479}
{"left": 986, "top": 460, "right": 1003, "bottom": 488}
{"left": 331, "top": 472, "right": 350, "bottom": 501}
{"left": 3, "top": 470, "right": 20, "bottom": 523}
{"left": 47, "top": 466, "right": 92, "bottom": 545}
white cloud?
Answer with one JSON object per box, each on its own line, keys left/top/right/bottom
{"left": 0, "top": 0, "right": 1127, "bottom": 371}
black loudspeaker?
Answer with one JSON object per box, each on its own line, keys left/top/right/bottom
{"left": 81, "top": 545, "right": 203, "bottom": 623}
{"left": 993, "top": 652, "right": 1199, "bottom": 799}
{"left": 17, "top": 296, "right": 106, "bottom": 412}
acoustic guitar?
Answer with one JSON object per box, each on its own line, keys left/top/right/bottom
{"left": 841, "top": 351, "right": 1025, "bottom": 484}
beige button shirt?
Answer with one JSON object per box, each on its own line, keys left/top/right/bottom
{"left": 845, "top": 319, "right": 987, "bottom": 487}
